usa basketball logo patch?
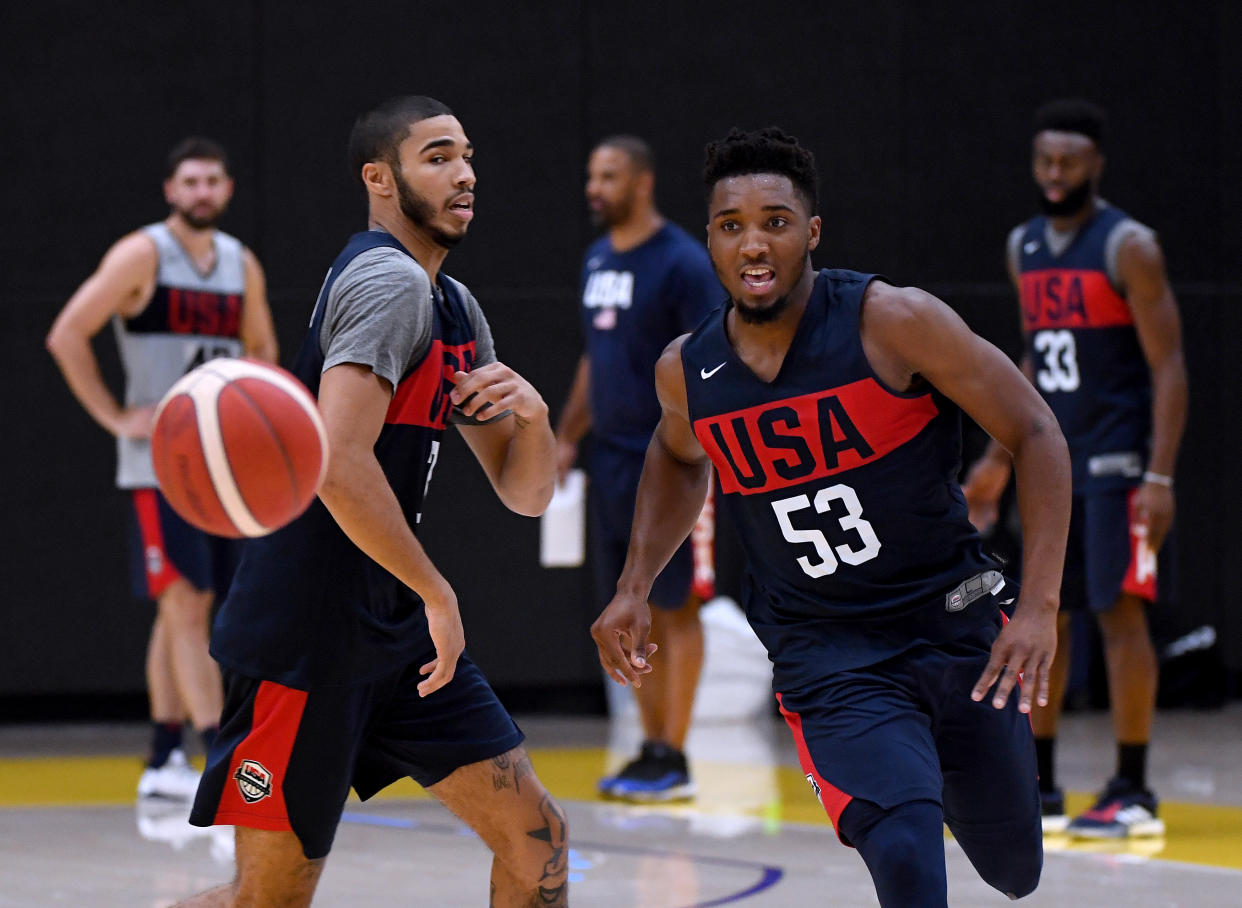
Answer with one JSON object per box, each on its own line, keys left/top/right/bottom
{"left": 805, "top": 773, "right": 823, "bottom": 805}
{"left": 233, "top": 759, "right": 274, "bottom": 804}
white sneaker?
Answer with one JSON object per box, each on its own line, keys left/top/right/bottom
{"left": 136, "top": 799, "right": 235, "bottom": 863}
{"left": 137, "top": 749, "right": 202, "bottom": 801}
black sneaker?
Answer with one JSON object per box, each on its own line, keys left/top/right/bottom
{"left": 1040, "top": 787, "right": 1068, "bottom": 834}
{"left": 1067, "top": 777, "right": 1165, "bottom": 839}
{"left": 598, "top": 741, "right": 695, "bottom": 802}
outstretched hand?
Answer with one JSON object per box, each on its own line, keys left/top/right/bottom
{"left": 970, "top": 605, "right": 1056, "bottom": 713}
{"left": 590, "top": 592, "right": 659, "bottom": 688}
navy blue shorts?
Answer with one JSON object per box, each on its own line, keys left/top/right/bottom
{"left": 590, "top": 444, "right": 694, "bottom": 610}
{"left": 127, "top": 488, "right": 243, "bottom": 600}
{"left": 1062, "top": 487, "right": 1157, "bottom": 613}
{"left": 188, "top": 652, "right": 523, "bottom": 859}
{"left": 776, "top": 611, "right": 1040, "bottom": 855}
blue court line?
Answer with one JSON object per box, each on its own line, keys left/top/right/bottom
{"left": 340, "top": 810, "right": 784, "bottom": 907}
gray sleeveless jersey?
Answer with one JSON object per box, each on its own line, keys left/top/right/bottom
{"left": 113, "top": 223, "right": 247, "bottom": 488}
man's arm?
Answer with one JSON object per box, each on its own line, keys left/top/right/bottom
{"left": 590, "top": 336, "right": 712, "bottom": 687}
{"left": 961, "top": 245, "right": 1030, "bottom": 531}
{"left": 239, "top": 247, "right": 279, "bottom": 364}
{"left": 451, "top": 362, "right": 556, "bottom": 517}
{"left": 45, "top": 233, "right": 159, "bottom": 438}
{"left": 862, "top": 282, "right": 1071, "bottom": 713}
{"left": 1117, "top": 232, "right": 1187, "bottom": 551}
{"left": 553, "top": 355, "right": 592, "bottom": 483}
{"left": 316, "top": 362, "right": 463, "bottom": 697}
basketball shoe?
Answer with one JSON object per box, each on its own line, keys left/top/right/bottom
{"left": 137, "top": 748, "right": 202, "bottom": 801}
{"left": 599, "top": 741, "right": 695, "bottom": 802}
{"left": 1040, "top": 787, "right": 1069, "bottom": 834}
{"left": 1067, "top": 777, "right": 1165, "bottom": 838}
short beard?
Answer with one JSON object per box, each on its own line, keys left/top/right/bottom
{"left": 1038, "top": 179, "right": 1093, "bottom": 217}
{"left": 590, "top": 196, "right": 633, "bottom": 229}
{"left": 395, "top": 168, "right": 464, "bottom": 249}
{"left": 733, "top": 293, "right": 792, "bottom": 325}
{"left": 175, "top": 205, "right": 222, "bottom": 231}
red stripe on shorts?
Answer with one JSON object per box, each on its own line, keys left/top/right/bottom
{"left": 776, "top": 692, "right": 854, "bottom": 845}
{"left": 212, "top": 681, "right": 308, "bottom": 832}
{"left": 133, "top": 489, "right": 182, "bottom": 598}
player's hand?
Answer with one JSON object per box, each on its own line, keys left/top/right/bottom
{"left": 1133, "top": 481, "right": 1175, "bottom": 552}
{"left": 113, "top": 403, "right": 158, "bottom": 440}
{"left": 554, "top": 439, "right": 577, "bottom": 485}
{"left": 961, "top": 457, "right": 1009, "bottom": 534}
{"left": 451, "top": 363, "right": 548, "bottom": 424}
{"left": 418, "top": 583, "right": 464, "bottom": 698}
{"left": 591, "top": 591, "right": 659, "bottom": 688}
{"left": 971, "top": 604, "right": 1056, "bottom": 713}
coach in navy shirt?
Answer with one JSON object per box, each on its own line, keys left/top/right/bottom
{"left": 555, "top": 135, "right": 722, "bottom": 802}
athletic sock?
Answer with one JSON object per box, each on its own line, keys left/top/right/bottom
{"left": 1117, "top": 742, "right": 1149, "bottom": 791}
{"left": 149, "top": 722, "right": 184, "bottom": 768}
{"left": 1034, "top": 737, "right": 1056, "bottom": 792}
{"left": 199, "top": 725, "right": 219, "bottom": 753}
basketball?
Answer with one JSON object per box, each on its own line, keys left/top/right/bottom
{"left": 150, "top": 358, "right": 329, "bottom": 538}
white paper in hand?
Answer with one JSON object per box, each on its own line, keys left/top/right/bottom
{"left": 540, "top": 468, "right": 586, "bottom": 567}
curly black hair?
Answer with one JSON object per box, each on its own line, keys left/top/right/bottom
{"left": 1033, "top": 99, "right": 1106, "bottom": 148}
{"left": 703, "top": 127, "right": 818, "bottom": 213}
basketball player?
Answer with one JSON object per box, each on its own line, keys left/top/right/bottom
{"left": 592, "top": 128, "right": 1069, "bottom": 906}
{"left": 46, "top": 138, "right": 277, "bottom": 799}
{"left": 177, "top": 96, "right": 567, "bottom": 907}
{"left": 555, "top": 135, "right": 722, "bottom": 802}
{"left": 963, "top": 99, "right": 1187, "bottom": 838}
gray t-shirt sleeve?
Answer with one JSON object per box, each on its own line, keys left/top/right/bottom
{"left": 443, "top": 276, "right": 497, "bottom": 367}
{"left": 319, "top": 247, "right": 433, "bottom": 388}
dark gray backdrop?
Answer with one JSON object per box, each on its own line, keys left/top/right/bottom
{"left": 3, "top": 2, "right": 1239, "bottom": 710}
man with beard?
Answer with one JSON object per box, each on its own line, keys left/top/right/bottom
{"left": 592, "top": 127, "right": 1067, "bottom": 905}
{"left": 963, "top": 99, "right": 1187, "bottom": 838}
{"left": 555, "top": 135, "right": 721, "bottom": 802}
{"left": 47, "top": 137, "right": 277, "bottom": 800}
{"left": 177, "top": 96, "right": 568, "bottom": 907}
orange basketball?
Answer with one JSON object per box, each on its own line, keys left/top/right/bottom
{"left": 151, "top": 358, "right": 329, "bottom": 538}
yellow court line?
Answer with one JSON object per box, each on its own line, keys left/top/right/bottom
{"left": 4, "top": 750, "right": 1241, "bottom": 871}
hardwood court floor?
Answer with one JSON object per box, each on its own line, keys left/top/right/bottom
{"left": 1, "top": 707, "right": 1241, "bottom": 906}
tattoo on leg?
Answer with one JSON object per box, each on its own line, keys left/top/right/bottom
{"left": 514, "top": 752, "right": 534, "bottom": 796}
{"left": 492, "top": 750, "right": 536, "bottom": 796}
{"left": 492, "top": 753, "right": 514, "bottom": 793}
{"left": 526, "top": 794, "right": 568, "bottom": 906}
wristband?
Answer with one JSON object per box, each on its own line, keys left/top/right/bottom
{"left": 1142, "top": 471, "right": 1174, "bottom": 488}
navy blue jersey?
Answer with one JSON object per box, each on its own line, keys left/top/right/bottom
{"left": 682, "top": 270, "right": 996, "bottom": 688}
{"left": 582, "top": 222, "right": 721, "bottom": 452}
{"left": 211, "top": 232, "right": 479, "bottom": 689}
{"left": 1017, "top": 204, "right": 1151, "bottom": 491}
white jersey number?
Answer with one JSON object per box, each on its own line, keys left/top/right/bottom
{"left": 772, "top": 483, "right": 882, "bottom": 578}
{"left": 1033, "top": 329, "right": 1080, "bottom": 393}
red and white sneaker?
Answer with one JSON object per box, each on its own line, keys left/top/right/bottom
{"left": 1067, "top": 778, "right": 1165, "bottom": 839}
